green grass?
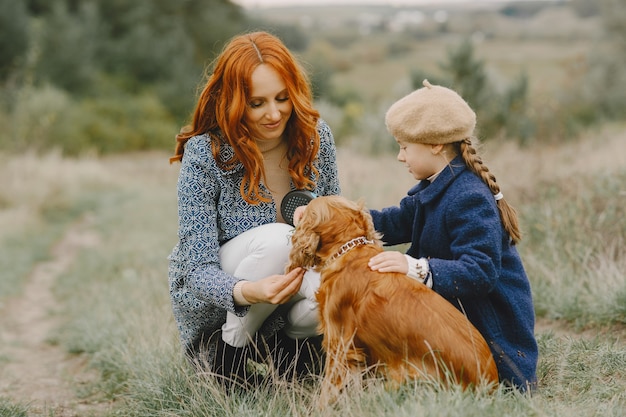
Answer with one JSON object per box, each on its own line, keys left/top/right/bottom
{"left": 1, "top": 129, "right": 625, "bottom": 415}
{"left": 0, "top": 223, "right": 60, "bottom": 299}
{"left": 520, "top": 172, "right": 626, "bottom": 327}
{"left": 0, "top": 152, "right": 111, "bottom": 300}
{"left": 0, "top": 398, "right": 28, "bottom": 417}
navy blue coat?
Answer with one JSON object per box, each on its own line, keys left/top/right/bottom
{"left": 371, "top": 157, "right": 538, "bottom": 390}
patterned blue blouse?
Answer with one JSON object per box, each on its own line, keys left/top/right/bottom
{"left": 168, "top": 120, "right": 341, "bottom": 353}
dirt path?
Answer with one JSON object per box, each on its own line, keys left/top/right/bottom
{"left": 0, "top": 215, "right": 110, "bottom": 416}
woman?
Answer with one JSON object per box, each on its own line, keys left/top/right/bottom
{"left": 168, "top": 31, "right": 341, "bottom": 385}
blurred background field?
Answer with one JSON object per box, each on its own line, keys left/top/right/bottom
{"left": 1, "top": 0, "right": 625, "bottom": 416}
{"left": 1, "top": 0, "right": 625, "bottom": 155}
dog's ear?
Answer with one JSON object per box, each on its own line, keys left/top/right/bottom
{"left": 299, "top": 231, "right": 321, "bottom": 268}
{"left": 287, "top": 226, "right": 321, "bottom": 271}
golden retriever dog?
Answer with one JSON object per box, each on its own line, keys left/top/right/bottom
{"left": 286, "top": 195, "right": 498, "bottom": 404}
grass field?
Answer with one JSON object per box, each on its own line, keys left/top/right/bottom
{"left": 1, "top": 121, "right": 625, "bottom": 416}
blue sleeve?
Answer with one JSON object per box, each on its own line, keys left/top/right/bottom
{"left": 430, "top": 191, "right": 502, "bottom": 298}
{"left": 370, "top": 194, "right": 417, "bottom": 246}
{"left": 177, "top": 136, "right": 246, "bottom": 315}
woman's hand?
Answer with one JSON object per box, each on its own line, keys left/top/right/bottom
{"left": 241, "top": 267, "right": 305, "bottom": 305}
{"left": 368, "top": 251, "right": 409, "bottom": 275}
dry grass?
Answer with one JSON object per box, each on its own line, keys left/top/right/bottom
{"left": 338, "top": 122, "right": 626, "bottom": 209}
{"left": 481, "top": 123, "right": 626, "bottom": 205}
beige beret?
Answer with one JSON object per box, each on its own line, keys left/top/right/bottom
{"left": 385, "top": 79, "right": 476, "bottom": 145}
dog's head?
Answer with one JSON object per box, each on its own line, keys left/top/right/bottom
{"left": 286, "top": 195, "right": 382, "bottom": 272}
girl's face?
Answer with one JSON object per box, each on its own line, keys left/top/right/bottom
{"left": 244, "top": 64, "right": 293, "bottom": 143}
{"left": 396, "top": 139, "right": 448, "bottom": 181}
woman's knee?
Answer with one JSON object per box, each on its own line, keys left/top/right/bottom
{"left": 220, "top": 223, "right": 294, "bottom": 275}
{"left": 246, "top": 223, "right": 294, "bottom": 258}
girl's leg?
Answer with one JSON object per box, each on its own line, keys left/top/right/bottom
{"left": 220, "top": 223, "right": 294, "bottom": 348}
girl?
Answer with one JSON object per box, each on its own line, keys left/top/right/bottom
{"left": 368, "top": 80, "right": 538, "bottom": 392}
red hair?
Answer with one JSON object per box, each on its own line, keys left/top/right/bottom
{"left": 170, "top": 31, "right": 320, "bottom": 204}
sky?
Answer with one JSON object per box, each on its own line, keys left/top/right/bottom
{"left": 232, "top": 0, "right": 515, "bottom": 8}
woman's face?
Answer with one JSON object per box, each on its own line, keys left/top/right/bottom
{"left": 396, "top": 139, "right": 446, "bottom": 181}
{"left": 244, "top": 64, "right": 293, "bottom": 142}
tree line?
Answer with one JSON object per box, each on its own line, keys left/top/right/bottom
{"left": 0, "top": 0, "right": 624, "bottom": 155}
{"left": 0, "top": 0, "right": 309, "bottom": 154}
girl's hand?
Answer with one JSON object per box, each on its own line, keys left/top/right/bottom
{"left": 241, "top": 267, "right": 305, "bottom": 304}
{"left": 368, "top": 251, "right": 409, "bottom": 275}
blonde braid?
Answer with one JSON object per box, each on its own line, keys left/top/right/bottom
{"left": 459, "top": 138, "right": 521, "bottom": 244}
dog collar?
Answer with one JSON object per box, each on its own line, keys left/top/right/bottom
{"left": 326, "top": 236, "right": 374, "bottom": 266}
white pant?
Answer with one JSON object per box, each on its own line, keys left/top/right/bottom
{"left": 219, "top": 223, "right": 321, "bottom": 348}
